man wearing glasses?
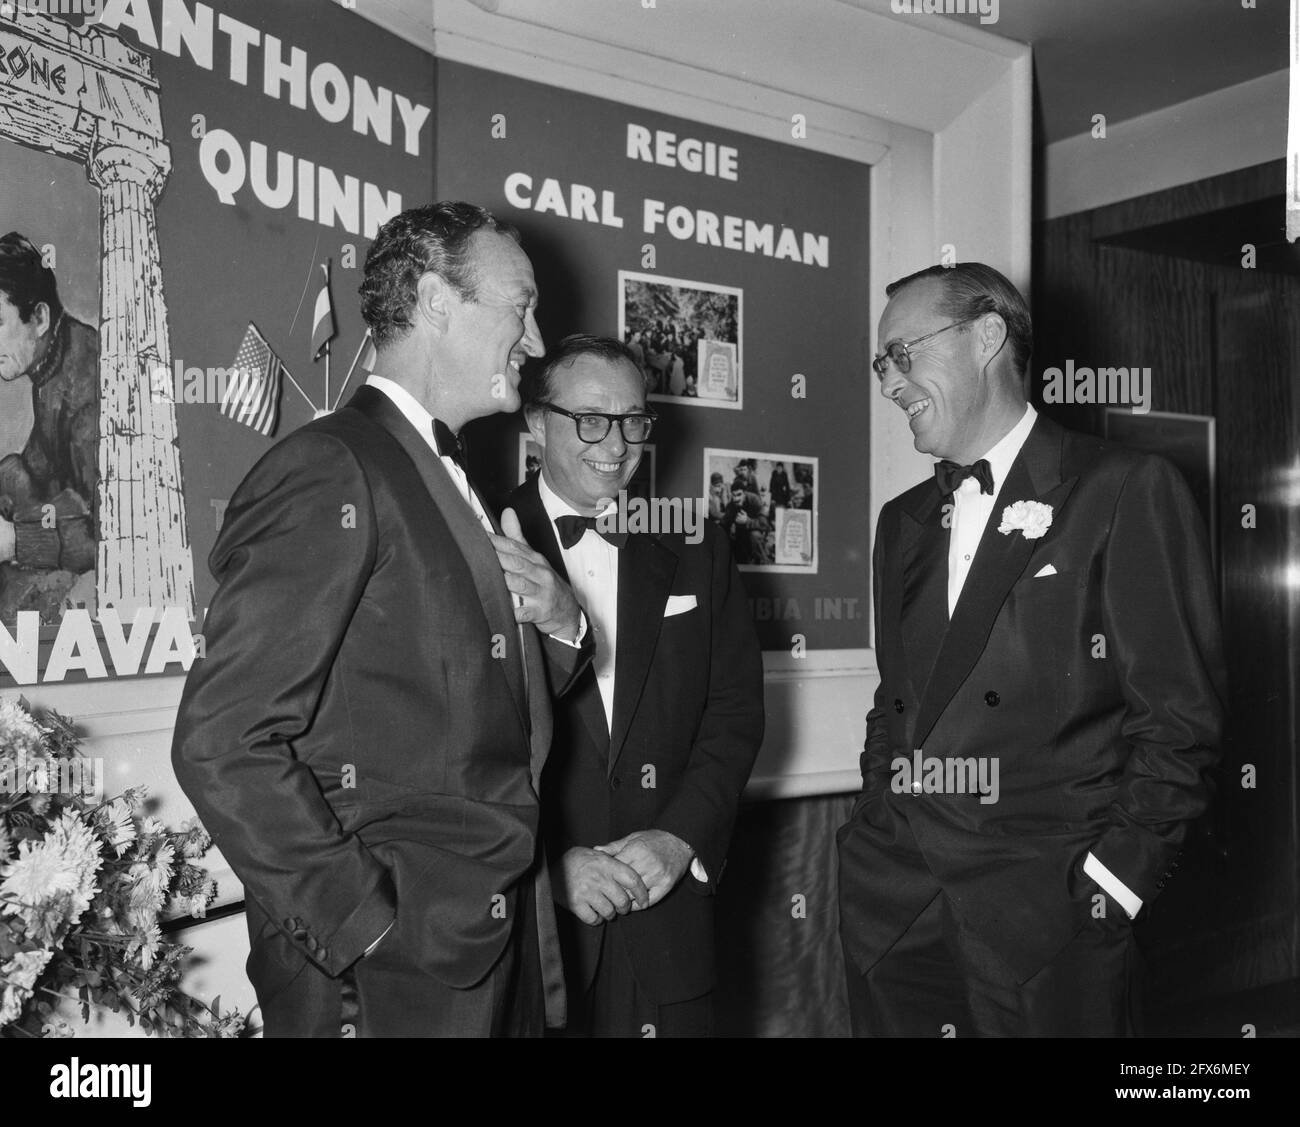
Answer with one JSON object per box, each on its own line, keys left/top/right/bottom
{"left": 504, "top": 333, "right": 764, "bottom": 1036}
{"left": 836, "top": 262, "right": 1225, "bottom": 1036}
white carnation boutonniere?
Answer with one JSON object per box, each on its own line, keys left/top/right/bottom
{"left": 998, "top": 499, "right": 1053, "bottom": 540}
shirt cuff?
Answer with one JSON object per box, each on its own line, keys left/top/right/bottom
{"left": 364, "top": 920, "right": 395, "bottom": 957}
{"left": 548, "top": 609, "right": 588, "bottom": 648}
{"left": 1084, "top": 851, "right": 1143, "bottom": 919}
{"left": 689, "top": 857, "right": 708, "bottom": 883}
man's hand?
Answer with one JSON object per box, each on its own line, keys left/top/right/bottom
{"left": 0, "top": 515, "right": 15, "bottom": 564}
{"left": 594, "top": 829, "right": 694, "bottom": 909}
{"left": 491, "top": 507, "right": 582, "bottom": 640}
{"left": 556, "top": 846, "right": 651, "bottom": 925}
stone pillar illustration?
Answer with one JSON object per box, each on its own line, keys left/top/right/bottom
{"left": 0, "top": 8, "right": 195, "bottom": 620}
{"left": 90, "top": 143, "right": 194, "bottom": 618}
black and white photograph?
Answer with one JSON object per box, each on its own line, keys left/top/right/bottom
{"left": 618, "top": 270, "right": 742, "bottom": 409}
{"left": 704, "top": 448, "right": 817, "bottom": 573}
{"left": 1, "top": 0, "right": 1297, "bottom": 1097}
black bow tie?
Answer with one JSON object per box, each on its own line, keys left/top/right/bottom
{"left": 432, "top": 419, "right": 465, "bottom": 469}
{"left": 555, "top": 514, "right": 628, "bottom": 550}
{"left": 935, "top": 458, "right": 994, "bottom": 496}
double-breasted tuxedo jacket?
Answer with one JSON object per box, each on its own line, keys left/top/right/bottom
{"left": 172, "top": 386, "right": 589, "bottom": 1033}
{"left": 837, "top": 414, "right": 1226, "bottom": 983}
{"left": 508, "top": 475, "right": 764, "bottom": 1005}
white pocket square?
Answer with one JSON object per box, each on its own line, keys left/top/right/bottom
{"left": 1033, "top": 564, "right": 1058, "bottom": 578}
{"left": 664, "top": 594, "right": 698, "bottom": 617}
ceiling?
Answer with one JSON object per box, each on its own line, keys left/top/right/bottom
{"left": 868, "top": 0, "right": 1290, "bottom": 144}
{"left": 386, "top": 0, "right": 1289, "bottom": 146}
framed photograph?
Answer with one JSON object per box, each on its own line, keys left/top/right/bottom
{"left": 704, "top": 448, "right": 817, "bottom": 573}
{"left": 618, "top": 271, "right": 742, "bottom": 410}
{"left": 518, "top": 433, "right": 656, "bottom": 501}
{"left": 1103, "top": 410, "right": 1216, "bottom": 557}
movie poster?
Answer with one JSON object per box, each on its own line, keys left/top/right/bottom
{"left": 0, "top": 0, "right": 434, "bottom": 684}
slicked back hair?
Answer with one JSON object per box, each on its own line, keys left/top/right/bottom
{"left": 0, "top": 232, "right": 63, "bottom": 323}
{"left": 885, "top": 262, "right": 1032, "bottom": 377}
{"left": 521, "top": 333, "right": 647, "bottom": 406}
{"left": 360, "top": 202, "right": 521, "bottom": 348}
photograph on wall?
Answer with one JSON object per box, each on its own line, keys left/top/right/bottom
{"left": 704, "top": 448, "right": 817, "bottom": 573}
{"left": 519, "top": 433, "right": 656, "bottom": 501}
{"left": 618, "top": 271, "right": 742, "bottom": 409}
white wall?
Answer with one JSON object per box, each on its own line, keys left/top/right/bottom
{"left": 1042, "top": 69, "right": 1288, "bottom": 220}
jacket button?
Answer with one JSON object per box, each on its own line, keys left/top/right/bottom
{"left": 984, "top": 691, "right": 999, "bottom": 706}
{"left": 293, "top": 929, "right": 309, "bottom": 942}
{"left": 317, "top": 947, "right": 329, "bottom": 961}
{"left": 894, "top": 699, "right": 904, "bottom": 713}
{"left": 283, "top": 918, "right": 297, "bottom": 930}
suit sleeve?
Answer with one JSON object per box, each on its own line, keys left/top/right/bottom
{"left": 1090, "top": 454, "right": 1227, "bottom": 906}
{"left": 854, "top": 510, "right": 894, "bottom": 816}
{"left": 654, "top": 525, "right": 765, "bottom": 892}
{"left": 541, "top": 629, "right": 594, "bottom": 697}
{"left": 171, "top": 430, "right": 396, "bottom": 977}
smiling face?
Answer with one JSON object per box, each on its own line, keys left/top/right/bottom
{"left": 527, "top": 353, "right": 646, "bottom": 515}
{"left": 438, "top": 229, "right": 544, "bottom": 421}
{"left": 0, "top": 292, "right": 49, "bottom": 383}
{"left": 875, "top": 277, "right": 988, "bottom": 462}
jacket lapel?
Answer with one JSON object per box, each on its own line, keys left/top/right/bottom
{"left": 912, "top": 415, "right": 1078, "bottom": 749}
{"left": 608, "top": 533, "right": 678, "bottom": 775}
{"left": 510, "top": 475, "right": 610, "bottom": 758}
{"left": 345, "top": 386, "right": 530, "bottom": 735}
{"left": 899, "top": 483, "right": 950, "bottom": 701}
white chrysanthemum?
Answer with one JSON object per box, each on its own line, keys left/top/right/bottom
{"left": 124, "top": 840, "right": 175, "bottom": 932}
{"left": 0, "top": 810, "right": 102, "bottom": 945}
{"left": 128, "top": 921, "right": 162, "bottom": 970}
{"left": 41, "top": 1019, "right": 76, "bottom": 1038}
{"left": 0, "top": 948, "right": 54, "bottom": 1027}
{"left": 180, "top": 817, "right": 211, "bottom": 859}
{"left": 94, "top": 797, "right": 137, "bottom": 858}
{"left": 0, "top": 698, "right": 45, "bottom": 758}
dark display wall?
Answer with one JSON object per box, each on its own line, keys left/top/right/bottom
{"left": 436, "top": 61, "right": 873, "bottom": 651}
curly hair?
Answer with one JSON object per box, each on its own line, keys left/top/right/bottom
{"left": 359, "top": 203, "right": 520, "bottom": 349}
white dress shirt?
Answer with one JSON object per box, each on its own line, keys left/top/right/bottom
{"left": 538, "top": 471, "right": 619, "bottom": 730}
{"left": 366, "top": 375, "right": 494, "bottom": 533}
{"left": 939, "top": 402, "right": 1140, "bottom": 919}
{"left": 946, "top": 403, "right": 1037, "bottom": 617}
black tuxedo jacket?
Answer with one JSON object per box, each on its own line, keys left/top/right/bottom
{"left": 172, "top": 386, "right": 589, "bottom": 1033}
{"left": 507, "top": 475, "right": 764, "bottom": 1005}
{"left": 837, "top": 414, "right": 1226, "bottom": 983}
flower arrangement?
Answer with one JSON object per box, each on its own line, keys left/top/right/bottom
{"left": 0, "top": 696, "right": 245, "bottom": 1037}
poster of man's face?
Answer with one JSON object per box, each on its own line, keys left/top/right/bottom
{"left": 704, "top": 447, "right": 817, "bottom": 573}
{"left": 1, "top": 145, "right": 103, "bottom": 628}
{"left": 618, "top": 271, "right": 742, "bottom": 410}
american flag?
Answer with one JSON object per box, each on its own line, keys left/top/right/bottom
{"left": 222, "top": 323, "right": 284, "bottom": 436}
{"left": 359, "top": 332, "right": 377, "bottom": 374}
{"left": 312, "top": 262, "right": 336, "bottom": 359}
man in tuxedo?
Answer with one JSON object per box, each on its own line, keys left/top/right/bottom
{"left": 836, "top": 262, "right": 1226, "bottom": 1036}
{"left": 172, "top": 202, "right": 592, "bottom": 1037}
{"left": 506, "top": 334, "right": 763, "bottom": 1037}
